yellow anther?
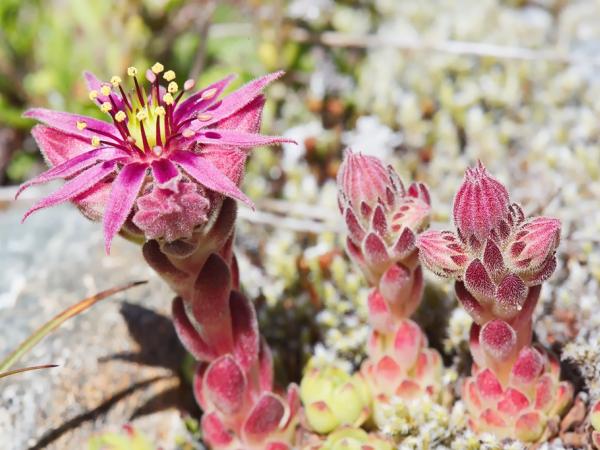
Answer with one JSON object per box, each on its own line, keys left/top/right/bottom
{"left": 91, "top": 136, "right": 101, "bottom": 147}
{"left": 110, "top": 76, "right": 122, "bottom": 87}
{"left": 76, "top": 121, "right": 87, "bottom": 130}
{"left": 115, "top": 111, "right": 127, "bottom": 122}
{"left": 89, "top": 90, "right": 99, "bottom": 101}
{"left": 154, "top": 106, "right": 166, "bottom": 117}
{"left": 163, "top": 93, "right": 174, "bottom": 105}
{"left": 100, "top": 102, "right": 112, "bottom": 113}
{"left": 182, "top": 129, "right": 195, "bottom": 138}
{"left": 100, "top": 85, "right": 112, "bottom": 96}
{"left": 127, "top": 66, "right": 138, "bottom": 77}
{"left": 163, "top": 70, "right": 176, "bottom": 82}
{"left": 201, "top": 88, "right": 217, "bottom": 100}
{"left": 167, "top": 81, "right": 178, "bottom": 94}
{"left": 197, "top": 113, "right": 212, "bottom": 121}
{"left": 136, "top": 108, "right": 148, "bottom": 121}
{"left": 151, "top": 62, "right": 164, "bottom": 74}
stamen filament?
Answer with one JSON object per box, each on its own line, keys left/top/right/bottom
{"left": 155, "top": 115, "right": 162, "bottom": 147}
{"left": 133, "top": 76, "right": 146, "bottom": 107}
{"left": 85, "top": 126, "right": 125, "bottom": 145}
{"left": 118, "top": 85, "right": 132, "bottom": 111}
{"left": 139, "top": 121, "right": 151, "bottom": 153}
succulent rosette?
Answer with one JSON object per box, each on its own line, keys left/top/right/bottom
{"left": 173, "top": 254, "right": 300, "bottom": 450}
{"left": 302, "top": 427, "right": 394, "bottom": 450}
{"left": 18, "top": 64, "right": 292, "bottom": 252}
{"left": 362, "top": 319, "right": 442, "bottom": 409}
{"left": 299, "top": 365, "right": 371, "bottom": 434}
{"left": 336, "top": 150, "right": 443, "bottom": 431}
{"left": 417, "top": 161, "right": 572, "bottom": 442}
{"left": 337, "top": 150, "right": 431, "bottom": 327}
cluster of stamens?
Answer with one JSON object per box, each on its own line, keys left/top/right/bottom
{"left": 80, "top": 62, "right": 217, "bottom": 157}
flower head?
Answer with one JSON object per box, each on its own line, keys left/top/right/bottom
{"left": 19, "top": 66, "right": 293, "bottom": 252}
{"left": 453, "top": 161, "right": 510, "bottom": 251}
{"left": 417, "top": 162, "right": 561, "bottom": 325}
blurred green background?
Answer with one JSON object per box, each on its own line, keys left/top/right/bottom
{"left": 0, "top": 0, "right": 309, "bottom": 185}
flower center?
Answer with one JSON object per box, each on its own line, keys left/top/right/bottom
{"left": 83, "top": 62, "right": 196, "bottom": 156}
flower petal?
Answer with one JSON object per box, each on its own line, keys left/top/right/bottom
{"left": 174, "top": 74, "right": 236, "bottom": 123}
{"left": 22, "top": 160, "right": 118, "bottom": 222}
{"left": 189, "top": 71, "right": 284, "bottom": 129}
{"left": 16, "top": 146, "right": 126, "bottom": 198}
{"left": 24, "top": 108, "right": 120, "bottom": 141}
{"left": 170, "top": 150, "right": 253, "bottom": 207}
{"left": 210, "top": 94, "right": 265, "bottom": 132}
{"left": 103, "top": 162, "right": 148, "bottom": 253}
{"left": 195, "top": 129, "right": 295, "bottom": 148}
{"left": 31, "top": 125, "right": 92, "bottom": 165}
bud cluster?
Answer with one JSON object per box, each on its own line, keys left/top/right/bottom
{"left": 416, "top": 162, "right": 572, "bottom": 442}
{"left": 328, "top": 150, "right": 443, "bottom": 432}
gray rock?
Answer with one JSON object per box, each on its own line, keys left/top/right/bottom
{"left": 0, "top": 193, "right": 196, "bottom": 450}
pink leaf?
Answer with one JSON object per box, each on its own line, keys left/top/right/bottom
{"left": 417, "top": 230, "right": 468, "bottom": 278}
{"left": 230, "top": 291, "right": 259, "bottom": 372}
{"left": 480, "top": 319, "right": 517, "bottom": 362}
{"left": 242, "top": 393, "right": 286, "bottom": 444}
{"left": 510, "top": 347, "right": 544, "bottom": 385}
{"left": 482, "top": 239, "right": 505, "bottom": 275}
{"left": 191, "top": 253, "right": 234, "bottom": 354}
{"left": 464, "top": 259, "right": 495, "bottom": 301}
{"left": 371, "top": 204, "right": 387, "bottom": 236}
{"left": 205, "top": 355, "right": 247, "bottom": 415}
{"left": 374, "top": 355, "right": 401, "bottom": 385}
{"left": 476, "top": 369, "right": 503, "bottom": 400}
{"left": 508, "top": 217, "right": 560, "bottom": 272}
{"left": 258, "top": 338, "right": 274, "bottom": 391}
{"left": 514, "top": 411, "right": 544, "bottom": 442}
{"left": 494, "top": 274, "right": 527, "bottom": 319}
{"left": 393, "top": 319, "right": 423, "bottom": 368}
{"left": 533, "top": 374, "right": 554, "bottom": 411}
{"left": 479, "top": 408, "right": 507, "bottom": 428}
{"left": 497, "top": 388, "right": 530, "bottom": 415}
{"left": 367, "top": 289, "right": 393, "bottom": 331}
{"left": 455, "top": 282, "right": 486, "bottom": 324}
{"left": 378, "top": 263, "right": 412, "bottom": 313}
{"left": 344, "top": 208, "right": 366, "bottom": 243}
{"left": 172, "top": 297, "right": 216, "bottom": 362}
{"left": 391, "top": 227, "right": 415, "bottom": 259}
{"left": 362, "top": 232, "right": 388, "bottom": 268}
{"left": 201, "top": 412, "right": 234, "bottom": 447}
